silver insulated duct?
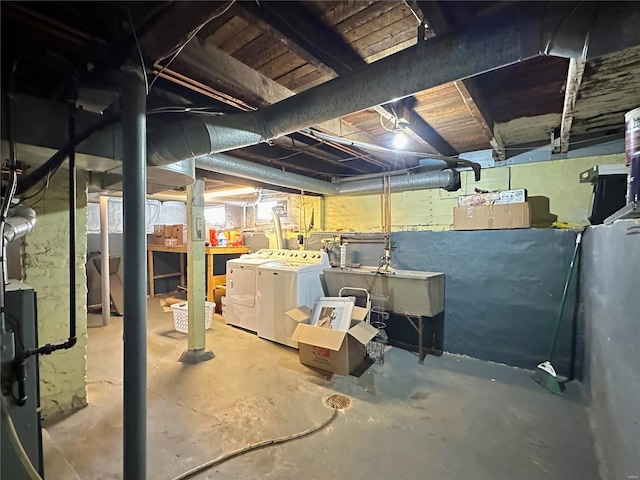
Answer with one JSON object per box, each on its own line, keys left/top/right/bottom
{"left": 148, "top": 2, "right": 640, "bottom": 169}
{"left": 195, "top": 154, "right": 457, "bottom": 195}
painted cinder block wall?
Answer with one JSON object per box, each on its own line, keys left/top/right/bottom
{"left": 24, "top": 171, "right": 88, "bottom": 420}
{"left": 323, "top": 154, "right": 626, "bottom": 231}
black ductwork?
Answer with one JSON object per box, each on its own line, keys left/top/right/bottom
{"left": 147, "top": 1, "right": 640, "bottom": 168}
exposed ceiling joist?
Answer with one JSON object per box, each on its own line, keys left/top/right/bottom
{"left": 556, "top": 58, "right": 586, "bottom": 153}
{"left": 236, "top": 0, "right": 456, "bottom": 156}
{"left": 416, "top": 0, "right": 503, "bottom": 158}
{"left": 155, "top": 39, "right": 382, "bottom": 174}
{"left": 235, "top": 1, "right": 349, "bottom": 79}
{"left": 140, "top": 1, "right": 226, "bottom": 60}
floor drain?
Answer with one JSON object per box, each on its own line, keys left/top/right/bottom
{"left": 325, "top": 394, "right": 351, "bottom": 410}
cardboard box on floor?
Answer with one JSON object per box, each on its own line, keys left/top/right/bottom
{"left": 286, "top": 301, "right": 378, "bottom": 376}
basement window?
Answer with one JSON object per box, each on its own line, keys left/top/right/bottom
{"left": 205, "top": 205, "right": 226, "bottom": 226}
{"left": 257, "top": 199, "right": 291, "bottom": 222}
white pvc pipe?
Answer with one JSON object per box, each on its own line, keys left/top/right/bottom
{"left": 100, "top": 196, "right": 110, "bottom": 326}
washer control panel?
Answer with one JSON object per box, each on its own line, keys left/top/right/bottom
{"left": 248, "top": 249, "right": 327, "bottom": 263}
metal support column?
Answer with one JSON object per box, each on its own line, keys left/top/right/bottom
{"left": 121, "top": 69, "right": 147, "bottom": 480}
{"left": 99, "top": 196, "right": 110, "bottom": 326}
{"left": 179, "top": 179, "right": 214, "bottom": 364}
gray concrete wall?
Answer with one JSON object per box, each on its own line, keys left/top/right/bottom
{"left": 307, "top": 229, "right": 581, "bottom": 376}
{"left": 582, "top": 220, "right": 640, "bottom": 480}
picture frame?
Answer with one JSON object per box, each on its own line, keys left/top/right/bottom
{"left": 310, "top": 297, "right": 355, "bottom": 331}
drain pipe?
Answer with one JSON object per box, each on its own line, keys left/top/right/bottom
{"left": 121, "top": 69, "right": 147, "bottom": 480}
{"left": 271, "top": 207, "right": 284, "bottom": 249}
{"left": 99, "top": 196, "right": 110, "bottom": 327}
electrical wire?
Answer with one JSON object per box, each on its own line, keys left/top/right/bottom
{"left": 170, "top": 407, "right": 338, "bottom": 480}
{"left": 1, "top": 398, "right": 44, "bottom": 480}
{"left": 379, "top": 113, "right": 396, "bottom": 132}
{"left": 22, "top": 170, "right": 52, "bottom": 209}
{"left": 16, "top": 113, "right": 122, "bottom": 195}
{"left": 149, "top": 0, "right": 236, "bottom": 91}
{"left": 127, "top": 5, "right": 149, "bottom": 95}
{"left": 146, "top": 106, "right": 224, "bottom": 115}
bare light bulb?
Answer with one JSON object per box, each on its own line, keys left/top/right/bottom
{"left": 393, "top": 132, "right": 408, "bottom": 149}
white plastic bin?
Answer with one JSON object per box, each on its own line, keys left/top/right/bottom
{"left": 170, "top": 301, "right": 215, "bottom": 333}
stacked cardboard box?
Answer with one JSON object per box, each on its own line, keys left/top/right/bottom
{"left": 453, "top": 203, "right": 531, "bottom": 230}
{"left": 453, "top": 189, "right": 557, "bottom": 230}
{"left": 149, "top": 225, "right": 187, "bottom": 246}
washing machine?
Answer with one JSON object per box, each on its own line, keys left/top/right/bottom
{"left": 225, "top": 249, "right": 291, "bottom": 332}
{"left": 256, "top": 250, "right": 330, "bottom": 348}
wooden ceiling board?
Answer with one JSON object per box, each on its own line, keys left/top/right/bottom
{"left": 304, "top": 1, "right": 376, "bottom": 26}
{"left": 364, "top": 37, "right": 416, "bottom": 63}
{"left": 413, "top": 84, "right": 491, "bottom": 152}
{"left": 257, "top": 50, "right": 309, "bottom": 81}
{"left": 233, "top": 35, "right": 288, "bottom": 69}
{"left": 338, "top": 3, "right": 410, "bottom": 44}
{"left": 572, "top": 45, "right": 640, "bottom": 136}
{"left": 275, "top": 63, "right": 317, "bottom": 85}
{"left": 218, "top": 25, "right": 262, "bottom": 55}
{"left": 355, "top": 21, "right": 416, "bottom": 60}
{"left": 414, "top": 85, "right": 473, "bottom": 119}
{"left": 286, "top": 70, "right": 331, "bottom": 92}
{"left": 473, "top": 56, "right": 569, "bottom": 123}
{"left": 204, "top": 15, "right": 250, "bottom": 48}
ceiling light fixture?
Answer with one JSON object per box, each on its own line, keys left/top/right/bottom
{"left": 393, "top": 131, "right": 408, "bottom": 149}
{"left": 204, "top": 187, "right": 257, "bottom": 198}
{"left": 392, "top": 119, "right": 410, "bottom": 149}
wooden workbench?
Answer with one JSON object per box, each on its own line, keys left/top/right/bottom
{"left": 147, "top": 244, "right": 249, "bottom": 301}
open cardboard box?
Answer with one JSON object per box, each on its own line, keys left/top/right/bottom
{"left": 286, "top": 299, "right": 378, "bottom": 376}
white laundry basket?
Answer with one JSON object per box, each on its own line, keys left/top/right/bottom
{"left": 170, "top": 301, "right": 215, "bottom": 333}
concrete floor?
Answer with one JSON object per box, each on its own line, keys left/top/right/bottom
{"left": 46, "top": 297, "right": 603, "bottom": 480}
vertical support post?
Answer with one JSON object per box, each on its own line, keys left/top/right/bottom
{"left": 319, "top": 197, "right": 325, "bottom": 231}
{"left": 121, "top": 69, "right": 147, "bottom": 480}
{"left": 99, "top": 196, "right": 110, "bottom": 326}
{"left": 418, "top": 316, "right": 424, "bottom": 365}
{"left": 179, "top": 179, "right": 214, "bottom": 364}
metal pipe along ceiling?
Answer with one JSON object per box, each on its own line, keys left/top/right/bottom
{"left": 148, "top": 2, "right": 640, "bottom": 169}
{"left": 194, "top": 154, "right": 456, "bottom": 195}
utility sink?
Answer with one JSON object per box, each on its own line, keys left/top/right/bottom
{"left": 322, "top": 267, "right": 445, "bottom": 317}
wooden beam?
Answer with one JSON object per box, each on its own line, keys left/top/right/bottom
{"left": 140, "top": 2, "right": 233, "bottom": 61}
{"left": 235, "top": 2, "right": 343, "bottom": 79}
{"left": 453, "top": 81, "right": 493, "bottom": 145}
{"left": 234, "top": 0, "right": 455, "bottom": 155}
{"left": 416, "top": 1, "right": 501, "bottom": 156}
{"left": 384, "top": 103, "right": 456, "bottom": 156}
{"left": 159, "top": 40, "right": 383, "bottom": 172}
{"left": 556, "top": 58, "right": 586, "bottom": 153}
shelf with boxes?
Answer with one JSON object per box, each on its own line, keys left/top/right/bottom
{"left": 452, "top": 189, "right": 558, "bottom": 230}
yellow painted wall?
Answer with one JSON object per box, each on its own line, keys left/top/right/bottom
{"left": 24, "top": 171, "right": 88, "bottom": 420}
{"left": 323, "top": 154, "right": 626, "bottom": 231}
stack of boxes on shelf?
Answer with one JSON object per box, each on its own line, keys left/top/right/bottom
{"left": 149, "top": 225, "right": 187, "bottom": 246}
{"left": 452, "top": 188, "right": 557, "bottom": 230}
